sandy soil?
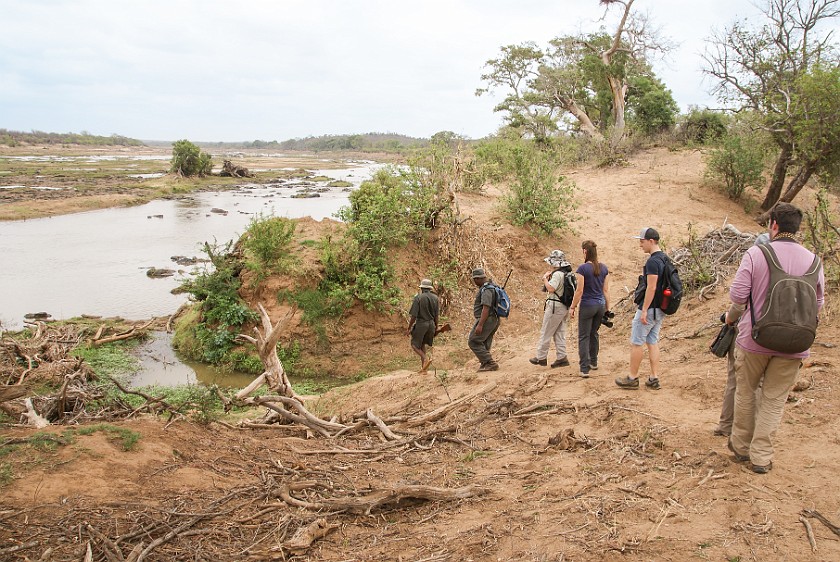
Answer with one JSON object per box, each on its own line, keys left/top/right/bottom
{"left": 1, "top": 147, "right": 839, "bottom": 561}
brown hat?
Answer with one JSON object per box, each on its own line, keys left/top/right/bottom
{"left": 419, "top": 278, "right": 434, "bottom": 289}
{"left": 471, "top": 267, "right": 486, "bottom": 279}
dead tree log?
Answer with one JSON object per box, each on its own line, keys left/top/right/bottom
{"left": 277, "top": 481, "right": 490, "bottom": 514}
{"left": 236, "top": 305, "right": 300, "bottom": 401}
{"left": 219, "top": 160, "right": 254, "bottom": 178}
{"left": 404, "top": 382, "right": 496, "bottom": 427}
{"left": 0, "top": 385, "right": 27, "bottom": 403}
{"left": 283, "top": 519, "right": 339, "bottom": 554}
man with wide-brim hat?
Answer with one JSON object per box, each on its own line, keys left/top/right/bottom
{"left": 468, "top": 267, "right": 500, "bottom": 371}
{"left": 407, "top": 278, "right": 439, "bottom": 372}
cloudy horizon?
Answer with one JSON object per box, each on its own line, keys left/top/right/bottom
{"left": 1, "top": 1, "right": 776, "bottom": 142}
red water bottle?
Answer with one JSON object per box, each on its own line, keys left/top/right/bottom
{"left": 661, "top": 287, "right": 672, "bottom": 310}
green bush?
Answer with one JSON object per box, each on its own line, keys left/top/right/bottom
{"left": 804, "top": 190, "right": 840, "bottom": 288}
{"left": 680, "top": 108, "right": 728, "bottom": 145}
{"left": 170, "top": 139, "right": 212, "bottom": 177}
{"left": 331, "top": 168, "right": 437, "bottom": 311}
{"left": 243, "top": 215, "right": 297, "bottom": 272}
{"left": 174, "top": 241, "right": 258, "bottom": 366}
{"left": 705, "top": 134, "right": 766, "bottom": 200}
{"left": 500, "top": 142, "right": 577, "bottom": 234}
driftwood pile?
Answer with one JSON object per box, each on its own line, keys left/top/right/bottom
{"left": 669, "top": 222, "right": 762, "bottom": 299}
{"left": 219, "top": 159, "right": 254, "bottom": 178}
{"left": 0, "top": 318, "right": 173, "bottom": 426}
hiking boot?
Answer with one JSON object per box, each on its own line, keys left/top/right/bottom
{"left": 478, "top": 361, "right": 499, "bottom": 372}
{"left": 751, "top": 462, "right": 773, "bottom": 474}
{"left": 529, "top": 357, "right": 547, "bottom": 366}
{"left": 713, "top": 428, "right": 730, "bottom": 437}
{"left": 615, "top": 376, "right": 639, "bottom": 389}
{"left": 591, "top": 362, "right": 599, "bottom": 370}
{"left": 551, "top": 357, "right": 570, "bottom": 368}
{"left": 727, "top": 440, "right": 750, "bottom": 463}
{"left": 645, "top": 377, "right": 661, "bottom": 390}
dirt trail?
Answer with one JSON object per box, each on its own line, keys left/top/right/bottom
{"left": 1, "top": 147, "right": 838, "bottom": 561}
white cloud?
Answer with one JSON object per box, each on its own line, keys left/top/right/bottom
{"left": 0, "top": 0, "right": 795, "bottom": 141}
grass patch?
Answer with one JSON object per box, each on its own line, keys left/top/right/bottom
{"left": 327, "top": 180, "right": 353, "bottom": 188}
{"left": 73, "top": 341, "right": 141, "bottom": 378}
{"left": 461, "top": 450, "right": 491, "bottom": 462}
{"left": 75, "top": 424, "right": 141, "bottom": 451}
{"left": 0, "top": 463, "right": 13, "bottom": 486}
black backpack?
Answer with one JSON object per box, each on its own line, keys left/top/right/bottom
{"left": 749, "top": 244, "right": 821, "bottom": 353}
{"left": 634, "top": 253, "right": 683, "bottom": 315}
{"left": 558, "top": 271, "right": 576, "bottom": 307}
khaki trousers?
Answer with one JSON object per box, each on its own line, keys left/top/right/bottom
{"left": 534, "top": 300, "right": 568, "bottom": 361}
{"left": 730, "top": 347, "right": 801, "bottom": 467}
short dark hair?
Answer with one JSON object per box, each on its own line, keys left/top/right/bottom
{"left": 770, "top": 202, "right": 803, "bottom": 234}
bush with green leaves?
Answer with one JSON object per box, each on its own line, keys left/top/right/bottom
{"left": 329, "top": 167, "right": 439, "bottom": 311}
{"left": 243, "top": 215, "right": 296, "bottom": 269}
{"left": 680, "top": 108, "right": 728, "bottom": 145}
{"left": 705, "top": 134, "right": 766, "bottom": 200}
{"left": 498, "top": 141, "right": 577, "bottom": 234}
{"left": 407, "top": 131, "right": 483, "bottom": 194}
{"left": 804, "top": 190, "right": 840, "bottom": 289}
{"left": 174, "top": 241, "right": 258, "bottom": 367}
{"left": 170, "top": 139, "right": 213, "bottom": 177}
{"left": 626, "top": 76, "right": 679, "bottom": 135}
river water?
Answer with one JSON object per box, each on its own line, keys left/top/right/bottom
{"left": 0, "top": 162, "right": 381, "bottom": 331}
{"left": 1, "top": 157, "right": 383, "bottom": 388}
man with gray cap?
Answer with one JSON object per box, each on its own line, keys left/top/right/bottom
{"left": 529, "top": 250, "right": 572, "bottom": 368}
{"left": 468, "top": 268, "right": 500, "bottom": 371}
{"left": 407, "top": 278, "right": 440, "bottom": 372}
{"left": 616, "top": 227, "right": 667, "bottom": 390}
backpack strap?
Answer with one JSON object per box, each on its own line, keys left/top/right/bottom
{"left": 547, "top": 268, "right": 564, "bottom": 301}
{"left": 480, "top": 281, "right": 498, "bottom": 315}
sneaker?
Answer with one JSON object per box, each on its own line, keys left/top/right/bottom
{"left": 645, "top": 377, "right": 661, "bottom": 390}
{"left": 751, "top": 462, "right": 772, "bottom": 474}
{"left": 727, "top": 440, "right": 750, "bottom": 463}
{"left": 615, "top": 376, "right": 639, "bottom": 389}
{"left": 591, "top": 362, "right": 599, "bottom": 371}
{"left": 529, "top": 357, "right": 547, "bottom": 366}
{"left": 580, "top": 371, "right": 590, "bottom": 379}
{"left": 478, "top": 361, "right": 499, "bottom": 372}
{"left": 551, "top": 357, "right": 570, "bottom": 368}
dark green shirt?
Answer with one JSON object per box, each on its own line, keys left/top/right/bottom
{"left": 473, "top": 282, "right": 496, "bottom": 318}
{"left": 409, "top": 290, "right": 439, "bottom": 322}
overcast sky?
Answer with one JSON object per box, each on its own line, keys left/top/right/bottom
{"left": 1, "top": 0, "right": 774, "bottom": 142}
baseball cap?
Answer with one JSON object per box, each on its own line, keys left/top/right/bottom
{"left": 633, "top": 227, "right": 660, "bottom": 241}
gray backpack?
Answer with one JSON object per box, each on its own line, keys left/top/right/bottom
{"left": 749, "top": 243, "right": 821, "bottom": 354}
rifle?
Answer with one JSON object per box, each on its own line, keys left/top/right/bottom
{"left": 501, "top": 268, "right": 513, "bottom": 289}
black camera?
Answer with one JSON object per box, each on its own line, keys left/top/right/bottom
{"left": 601, "top": 310, "right": 615, "bottom": 328}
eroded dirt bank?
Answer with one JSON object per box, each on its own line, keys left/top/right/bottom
{"left": 1, "top": 146, "right": 838, "bottom": 561}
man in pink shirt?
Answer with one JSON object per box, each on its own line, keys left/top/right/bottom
{"left": 726, "top": 203, "right": 825, "bottom": 474}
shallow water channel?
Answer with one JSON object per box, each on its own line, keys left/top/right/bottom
{"left": 0, "top": 159, "right": 382, "bottom": 387}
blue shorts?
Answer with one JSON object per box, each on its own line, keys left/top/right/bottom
{"left": 630, "top": 308, "right": 664, "bottom": 345}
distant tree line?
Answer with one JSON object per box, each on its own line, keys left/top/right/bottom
{"left": 0, "top": 129, "right": 144, "bottom": 147}
{"left": 196, "top": 133, "right": 433, "bottom": 153}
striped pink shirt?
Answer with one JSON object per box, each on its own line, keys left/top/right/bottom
{"left": 730, "top": 239, "right": 825, "bottom": 358}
